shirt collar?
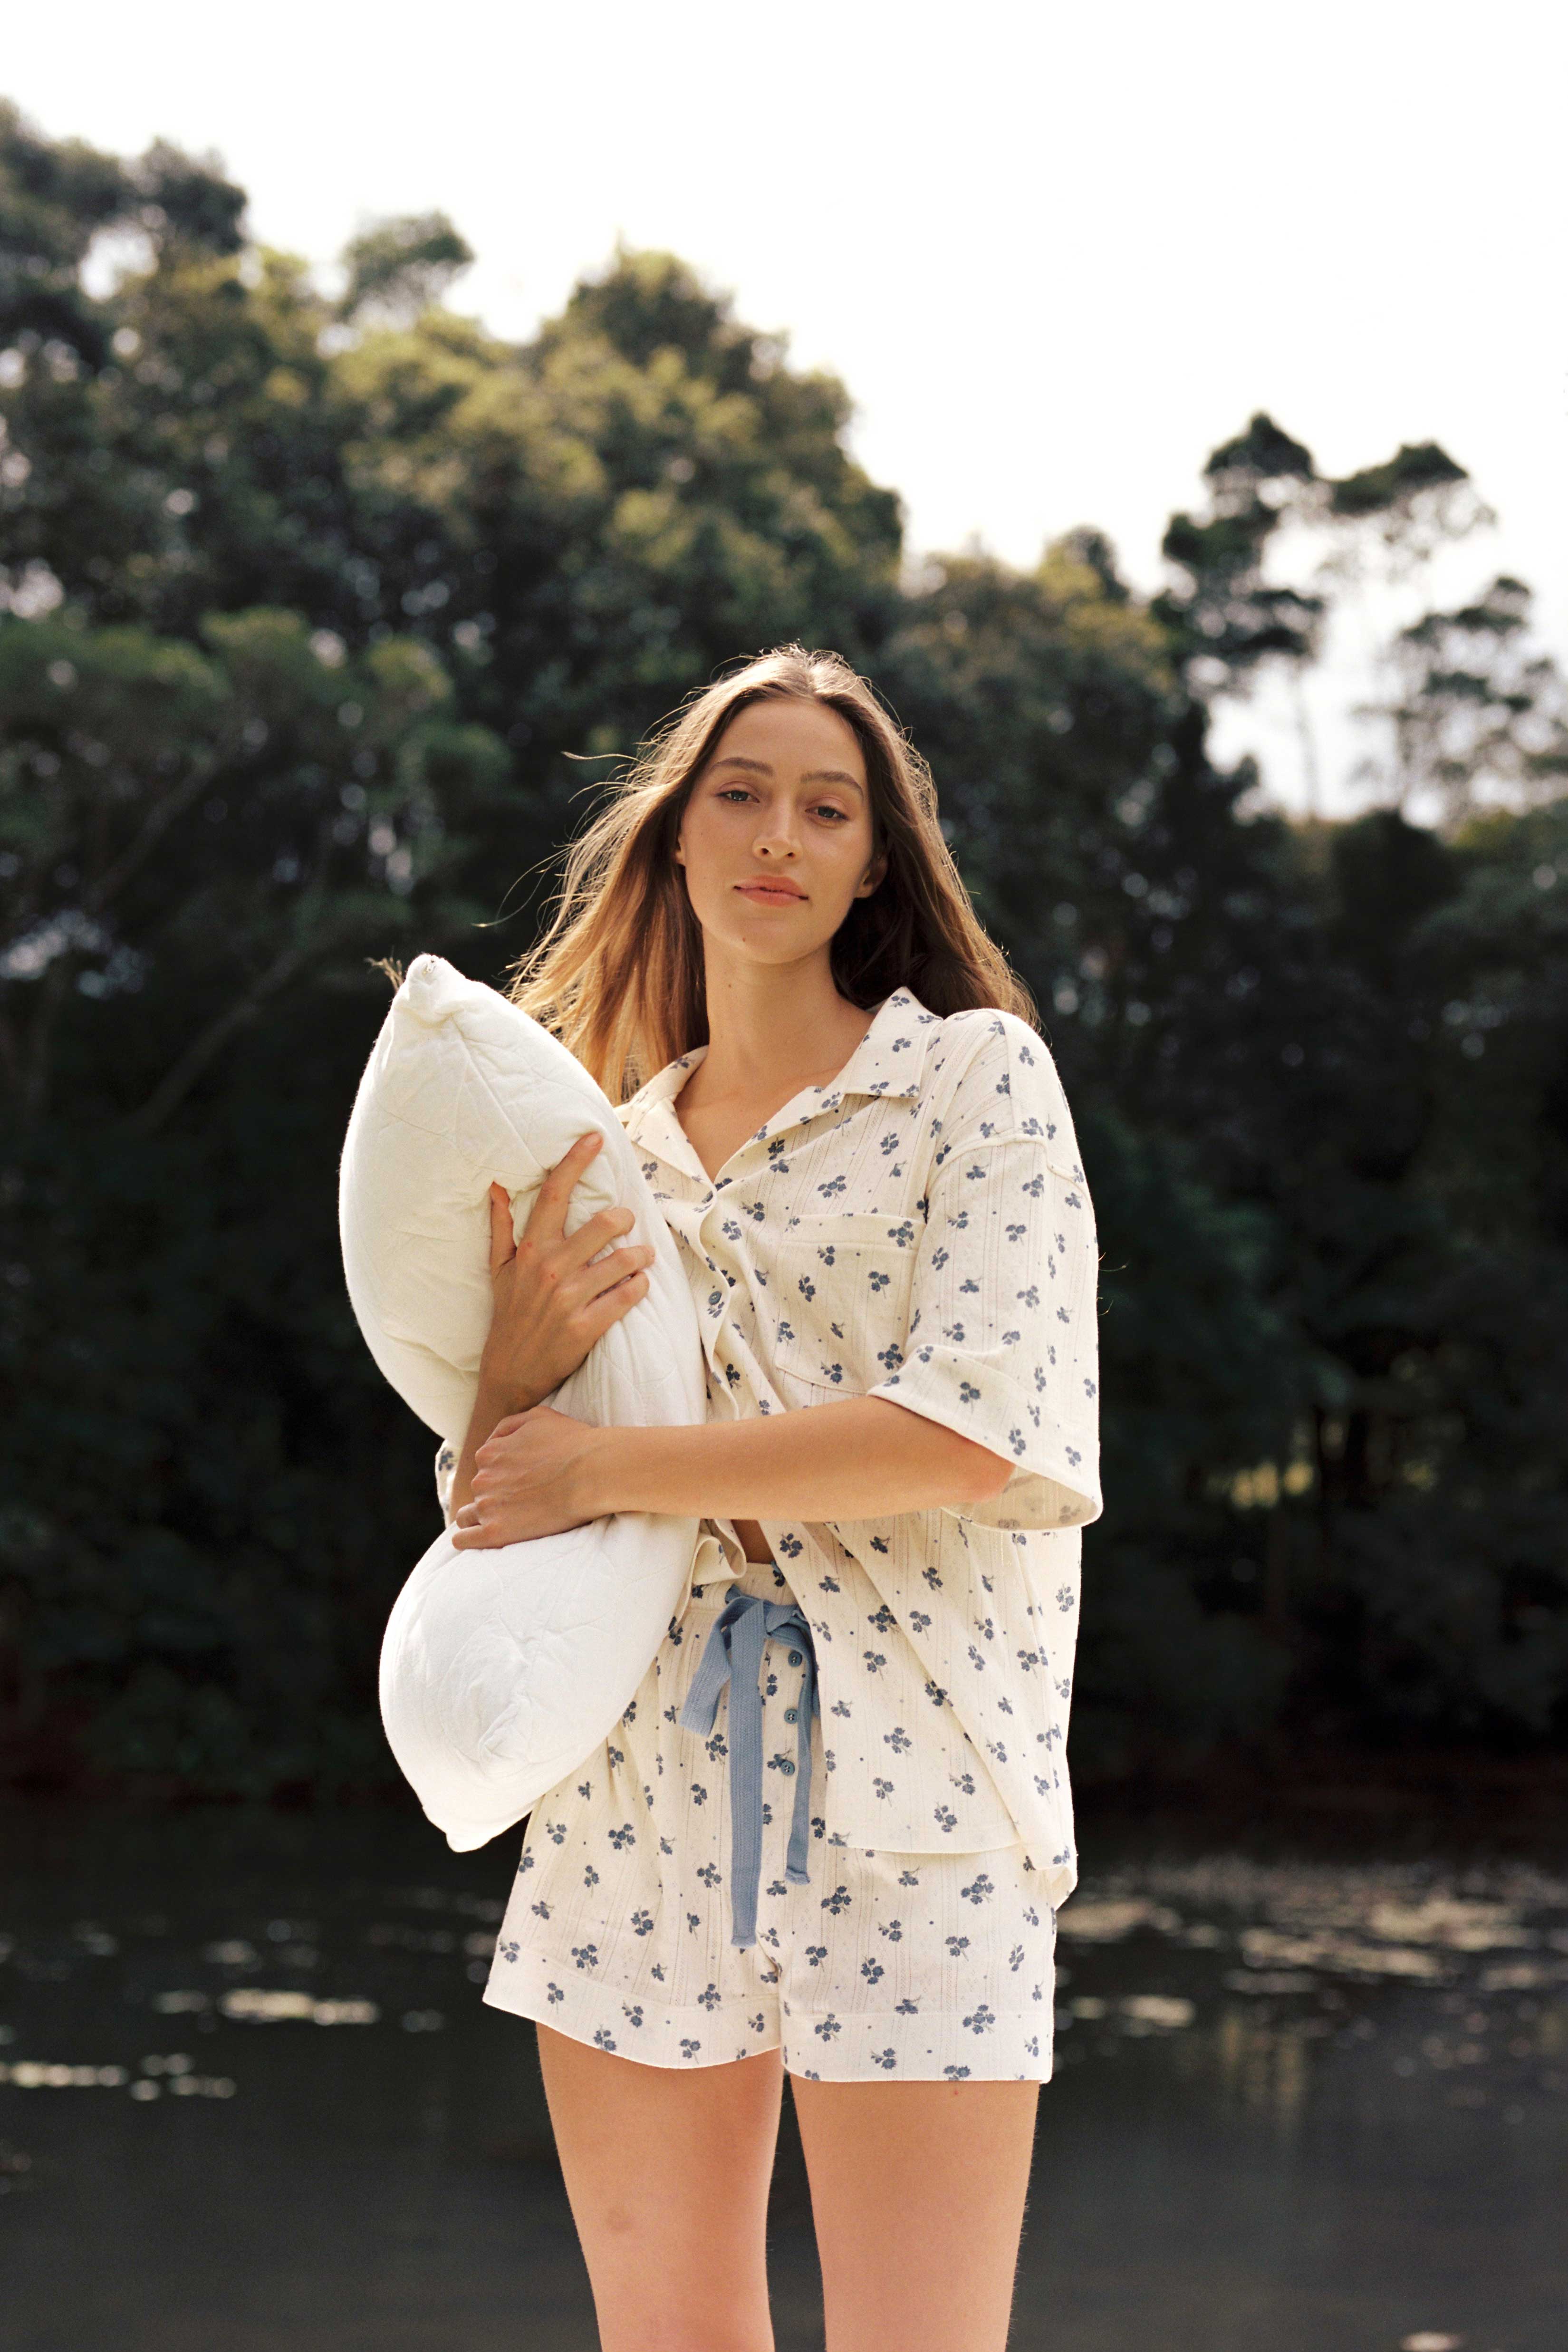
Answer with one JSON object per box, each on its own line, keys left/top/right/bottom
{"left": 621, "top": 983, "right": 939, "bottom": 1182}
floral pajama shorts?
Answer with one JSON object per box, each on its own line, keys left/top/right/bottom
{"left": 482, "top": 1558, "right": 1059, "bottom": 2083}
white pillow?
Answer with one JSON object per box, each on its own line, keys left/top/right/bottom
{"left": 338, "top": 952, "right": 709, "bottom": 1851}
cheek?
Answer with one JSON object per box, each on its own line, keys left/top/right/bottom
{"left": 837, "top": 825, "right": 879, "bottom": 883}
{"left": 675, "top": 816, "right": 719, "bottom": 889}
{"left": 678, "top": 799, "right": 729, "bottom": 863}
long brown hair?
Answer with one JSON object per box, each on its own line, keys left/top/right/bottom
{"left": 504, "top": 645, "right": 1039, "bottom": 1100}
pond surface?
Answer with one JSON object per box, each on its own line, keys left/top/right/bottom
{"left": 1, "top": 1800, "right": 1565, "bottom": 2351}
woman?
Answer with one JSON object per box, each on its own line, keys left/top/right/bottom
{"left": 441, "top": 646, "right": 1102, "bottom": 2352}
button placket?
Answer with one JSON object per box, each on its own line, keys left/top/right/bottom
{"left": 696, "top": 1197, "right": 741, "bottom": 1365}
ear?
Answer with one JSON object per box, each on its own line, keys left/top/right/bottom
{"left": 857, "top": 846, "right": 889, "bottom": 896}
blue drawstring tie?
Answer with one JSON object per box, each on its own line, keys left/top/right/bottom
{"left": 678, "top": 1587, "right": 819, "bottom": 1948}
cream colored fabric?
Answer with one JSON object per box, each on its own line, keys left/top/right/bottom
{"left": 606, "top": 984, "right": 1103, "bottom": 1911}
{"left": 483, "top": 1558, "right": 1060, "bottom": 2082}
{"left": 343, "top": 952, "right": 710, "bottom": 1851}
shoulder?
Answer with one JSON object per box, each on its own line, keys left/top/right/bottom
{"left": 921, "top": 1005, "right": 1074, "bottom": 1154}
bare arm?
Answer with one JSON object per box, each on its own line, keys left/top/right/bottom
{"left": 451, "top": 1391, "right": 1014, "bottom": 1548}
{"left": 585, "top": 1396, "right": 1013, "bottom": 1521}
{"left": 448, "top": 1371, "right": 544, "bottom": 1524}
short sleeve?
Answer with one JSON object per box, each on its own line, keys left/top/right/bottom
{"left": 434, "top": 1439, "right": 457, "bottom": 1529}
{"left": 866, "top": 1013, "right": 1102, "bottom": 1532}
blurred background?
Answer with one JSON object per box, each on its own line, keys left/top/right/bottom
{"left": 1, "top": 6, "right": 1565, "bottom": 2347}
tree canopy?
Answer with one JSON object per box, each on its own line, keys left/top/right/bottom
{"left": 3, "top": 100, "right": 1566, "bottom": 1796}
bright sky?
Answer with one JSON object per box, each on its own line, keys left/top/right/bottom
{"left": 8, "top": 0, "right": 1566, "bottom": 821}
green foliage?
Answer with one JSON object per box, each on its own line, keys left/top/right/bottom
{"left": 2, "top": 98, "right": 1566, "bottom": 1795}
{"left": 0, "top": 99, "right": 133, "bottom": 364}
{"left": 1352, "top": 576, "right": 1568, "bottom": 822}
{"left": 1150, "top": 408, "right": 1500, "bottom": 708}
{"left": 338, "top": 212, "right": 473, "bottom": 327}
{"left": 0, "top": 607, "right": 507, "bottom": 1131}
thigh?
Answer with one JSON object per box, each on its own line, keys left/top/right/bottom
{"left": 536, "top": 2023, "right": 784, "bottom": 2352}
{"left": 791, "top": 2074, "right": 1039, "bottom": 2352}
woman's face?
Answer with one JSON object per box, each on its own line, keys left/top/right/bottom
{"left": 674, "top": 697, "right": 887, "bottom": 973}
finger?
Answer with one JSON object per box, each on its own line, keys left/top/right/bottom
{"left": 476, "top": 1417, "right": 529, "bottom": 1460}
{"left": 487, "top": 1411, "right": 534, "bottom": 1438}
{"left": 582, "top": 1250, "right": 654, "bottom": 1308}
{"left": 526, "top": 1130, "right": 605, "bottom": 1241}
{"left": 488, "top": 1184, "right": 517, "bottom": 1274}
{"left": 580, "top": 1265, "right": 652, "bottom": 1340}
{"left": 542, "top": 1129, "right": 604, "bottom": 1195}
{"left": 553, "top": 1207, "right": 639, "bottom": 1283}
{"left": 452, "top": 1516, "right": 503, "bottom": 1550}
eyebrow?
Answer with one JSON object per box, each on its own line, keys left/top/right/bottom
{"left": 709, "top": 753, "right": 866, "bottom": 799}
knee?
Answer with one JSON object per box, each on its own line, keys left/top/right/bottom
{"left": 598, "top": 2303, "right": 772, "bottom": 2352}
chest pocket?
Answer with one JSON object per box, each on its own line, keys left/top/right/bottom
{"left": 767, "top": 1211, "right": 922, "bottom": 1398}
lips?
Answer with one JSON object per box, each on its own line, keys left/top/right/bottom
{"left": 736, "top": 881, "right": 806, "bottom": 902}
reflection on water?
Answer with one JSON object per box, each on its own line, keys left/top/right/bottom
{"left": 0, "top": 1806, "right": 1564, "bottom": 2350}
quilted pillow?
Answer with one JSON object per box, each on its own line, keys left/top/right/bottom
{"left": 338, "top": 952, "right": 708, "bottom": 1851}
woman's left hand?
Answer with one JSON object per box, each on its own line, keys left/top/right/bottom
{"left": 449, "top": 1407, "right": 603, "bottom": 1548}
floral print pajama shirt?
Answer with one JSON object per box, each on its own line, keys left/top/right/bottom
{"left": 454, "top": 984, "right": 1103, "bottom": 2081}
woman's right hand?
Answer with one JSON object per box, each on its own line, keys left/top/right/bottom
{"left": 477, "top": 1130, "right": 656, "bottom": 1415}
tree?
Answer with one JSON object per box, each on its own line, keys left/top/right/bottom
{"left": 3, "top": 98, "right": 1565, "bottom": 1793}
{"left": 1349, "top": 574, "right": 1568, "bottom": 826}
{"left": 337, "top": 212, "right": 473, "bottom": 328}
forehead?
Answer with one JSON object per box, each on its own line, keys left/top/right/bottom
{"left": 708, "top": 696, "right": 866, "bottom": 780}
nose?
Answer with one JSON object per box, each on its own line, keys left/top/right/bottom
{"left": 752, "top": 816, "right": 801, "bottom": 861}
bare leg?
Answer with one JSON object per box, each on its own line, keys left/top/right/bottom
{"left": 791, "top": 2076, "right": 1040, "bottom": 2352}
{"left": 535, "top": 2022, "right": 785, "bottom": 2352}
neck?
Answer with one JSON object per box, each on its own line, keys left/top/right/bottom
{"left": 688, "top": 953, "right": 873, "bottom": 1108}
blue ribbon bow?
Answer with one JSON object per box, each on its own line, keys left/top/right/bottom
{"left": 678, "top": 1588, "right": 820, "bottom": 1948}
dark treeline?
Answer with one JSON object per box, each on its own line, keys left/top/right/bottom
{"left": 3, "top": 101, "right": 1567, "bottom": 1800}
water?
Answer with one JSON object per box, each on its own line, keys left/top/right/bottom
{"left": 1, "top": 1800, "right": 1565, "bottom": 2351}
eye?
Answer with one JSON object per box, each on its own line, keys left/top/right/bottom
{"left": 715, "top": 786, "right": 850, "bottom": 823}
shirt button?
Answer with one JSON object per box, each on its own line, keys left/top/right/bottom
{"left": 783, "top": 1705, "right": 798, "bottom": 1724}
{"left": 787, "top": 1649, "right": 803, "bottom": 1667}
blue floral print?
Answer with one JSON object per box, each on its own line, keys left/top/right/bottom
{"left": 433, "top": 987, "right": 1097, "bottom": 2082}
{"left": 487, "top": 985, "right": 1104, "bottom": 1904}
{"left": 481, "top": 1561, "right": 1061, "bottom": 2083}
